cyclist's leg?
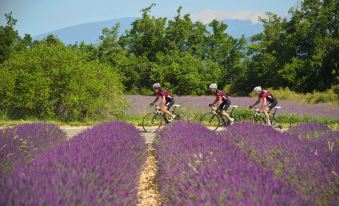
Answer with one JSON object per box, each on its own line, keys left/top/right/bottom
{"left": 162, "top": 100, "right": 174, "bottom": 117}
{"left": 267, "top": 98, "right": 278, "bottom": 112}
{"left": 265, "top": 99, "right": 277, "bottom": 125}
{"left": 219, "top": 100, "right": 233, "bottom": 121}
{"left": 262, "top": 103, "right": 271, "bottom": 125}
{"left": 267, "top": 98, "right": 278, "bottom": 119}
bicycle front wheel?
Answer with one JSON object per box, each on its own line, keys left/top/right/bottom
{"left": 200, "top": 113, "right": 221, "bottom": 131}
{"left": 142, "top": 113, "right": 164, "bottom": 133}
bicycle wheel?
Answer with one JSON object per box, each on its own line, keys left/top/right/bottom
{"left": 271, "top": 118, "right": 282, "bottom": 129}
{"left": 252, "top": 115, "right": 265, "bottom": 125}
{"left": 200, "top": 113, "right": 221, "bottom": 131}
{"left": 174, "top": 112, "right": 187, "bottom": 121}
{"left": 142, "top": 113, "right": 164, "bottom": 133}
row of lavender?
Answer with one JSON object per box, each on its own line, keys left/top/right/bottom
{"left": 156, "top": 122, "right": 305, "bottom": 205}
{"left": 0, "top": 124, "right": 67, "bottom": 174}
{"left": 126, "top": 95, "right": 339, "bottom": 119}
{"left": 221, "top": 122, "right": 338, "bottom": 205}
{"left": 0, "top": 122, "right": 146, "bottom": 206}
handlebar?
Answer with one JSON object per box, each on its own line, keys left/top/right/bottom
{"left": 249, "top": 107, "right": 261, "bottom": 116}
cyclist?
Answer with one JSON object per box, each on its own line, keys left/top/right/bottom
{"left": 150, "top": 83, "right": 176, "bottom": 121}
{"left": 208, "top": 83, "right": 234, "bottom": 124}
{"left": 249, "top": 86, "right": 278, "bottom": 126}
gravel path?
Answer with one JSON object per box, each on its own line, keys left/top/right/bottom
{"left": 137, "top": 143, "right": 162, "bottom": 206}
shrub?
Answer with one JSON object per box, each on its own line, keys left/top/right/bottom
{"left": 0, "top": 43, "right": 126, "bottom": 121}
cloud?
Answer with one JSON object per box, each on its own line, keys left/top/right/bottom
{"left": 190, "top": 10, "right": 266, "bottom": 24}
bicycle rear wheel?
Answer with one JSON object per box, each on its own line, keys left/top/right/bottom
{"left": 142, "top": 113, "right": 164, "bottom": 133}
{"left": 200, "top": 113, "right": 221, "bottom": 131}
{"left": 271, "top": 119, "right": 282, "bottom": 129}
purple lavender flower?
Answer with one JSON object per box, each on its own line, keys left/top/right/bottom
{"left": 0, "top": 123, "right": 67, "bottom": 174}
{"left": 221, "top": 122, "right": 338, "bottom": 205}
{"left": 0, "top": 122, "right": 146, "bottom": 206}
{"left": 288, "top": 122, "right": 331, "bottom": 140}
{"left": 156, "top": 121, "right": 305, "bottom": 206}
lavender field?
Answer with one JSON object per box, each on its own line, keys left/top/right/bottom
{"left": 221, "top": 122, "right": 338, "bottom": 205}
{"left": 126, "top": 95, "right": 339, "bottom": 119}
{"left": 0, "top": 124, "right": 67, "bottom": 174}
{"left": 0, "top": 121, "right": 337, "bottom": 206}
{"left": 0, "top": 122, "right": 146, "bottom": 206}
{"left": 156, "top": 122, "right": 305, "bottom": 205}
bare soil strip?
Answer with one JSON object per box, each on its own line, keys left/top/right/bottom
{"left": 137, "top": 134, "right": 162, "bottom": 206}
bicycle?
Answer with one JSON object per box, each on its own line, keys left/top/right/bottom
{"left": 251, "top": 107, "right": 282, "bottom": 129}
{"left": 200, "top": 105, "right": 238, "bottom": 131}
{"left": 142, "top": 104, "right": 181, "bottom": 133}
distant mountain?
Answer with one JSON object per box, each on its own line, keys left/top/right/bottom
{"left": 33, "top": 18, "right": 136, "bottom": 45}
{"left": 33, "top": 18, "right": 262, "bottom": 45}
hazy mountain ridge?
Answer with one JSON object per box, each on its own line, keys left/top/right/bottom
{"left": 33, "top": 17, "right": 262, "bottom": 44}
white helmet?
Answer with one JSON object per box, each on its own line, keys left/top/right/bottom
{"left": 209, "top": 83, "right": 218, "bottom": 90}
{"left": 152, "top": 83, "right": 161, "bottom": 89}
{"left": 253, "top": 86, "right": 262, "bottom": 94}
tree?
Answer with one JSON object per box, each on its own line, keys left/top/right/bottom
{"left": 119, "top": 4, "right": 167, "bottom": 61}
{"left": 0, "top": 12, "right": 20, "bottom": 63}
{"left": 245, "top": 0, "right": 338, "bottom": 93}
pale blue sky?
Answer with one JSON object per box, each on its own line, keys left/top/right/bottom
{"left": 0, "top": 0, "right": 298, "bottom": 36}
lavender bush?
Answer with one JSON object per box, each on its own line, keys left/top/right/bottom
{"left": 287, "top": 122, "right": 331, "bottom": 139}
{"left": 0, "top": 123, "right": 67, "bottom": 173}
{"left": 0, "top": 122, "right": 146, "bottom": 206}
{"left": 222, "top": 122, "right": 338, "bottom": 205}
{"left": 315, "top": 131, "right": 339, "bottom": 176}
{"left": 126, "top": 95, "right": 339, "bottom": 119}
{"left": 156, "top": 121, "right": 305, "bottom": 206}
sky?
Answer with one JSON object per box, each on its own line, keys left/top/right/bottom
{"left": 0, "top": 0, "right": 299, "bottom": 36}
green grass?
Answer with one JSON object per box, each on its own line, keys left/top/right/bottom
{"left": 0, "top": 110, "right": 338, "bottom": 129}
{"left": 120, "top": 109, "right": 339, "bottom": 129}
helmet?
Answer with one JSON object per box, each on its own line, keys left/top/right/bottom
{"left": 209, "top": 83, "right": 218, "bottom": 89}
{"left": 152, "top": 83, "right": 161, "bottom": 89}
{"left": 253, "top": 86, "right": 262, "bottom": 94}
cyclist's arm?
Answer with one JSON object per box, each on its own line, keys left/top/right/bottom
{"left": 151, "top": 96, "right": 160, "bottom": 104}
{"left": 210, "top": 97, "right": 222, "bottom": 107}
{"left": 251, "top": 97, "right": 261, "bottom": 107}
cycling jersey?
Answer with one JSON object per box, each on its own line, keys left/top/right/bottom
{"left": 157, "top": 88, "right": 173, "bottom": 102}
{"left": 214, "top": 90, "right": 229, "bottom": 102}
{"left": 259, "top": 90, "right": 274, "bottom": 102}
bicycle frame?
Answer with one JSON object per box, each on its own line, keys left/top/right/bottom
{"left": 252, "top": 106, "right": 282, "bottom": 128}
{"left": 152, "top": 104, "right": 180, "bottom": 124}
{"left": 208, "top": 105, "right": 238, "bottom": 126}
{"left": 212, "top": 105, "right": 238, "bottom": 121}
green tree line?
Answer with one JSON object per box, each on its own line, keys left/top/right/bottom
{"left": 0, "top": 0, "right": 338, "bottom": 120}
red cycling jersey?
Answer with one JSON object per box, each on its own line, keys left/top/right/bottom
{"left": 214, "top": 90, "right": 229, "bottom": 102}
{"left": 157, "top": 88, "right": 173, "bottom": 102}
{"left": 259, "top": 90, "right": 274, "bottom": 102}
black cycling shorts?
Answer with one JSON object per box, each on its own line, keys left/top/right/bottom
{"left": 219, "top": 99, "right": 231, "bottom": 111}
{"left": 165, "top": 99, "right": 174, "bottom": 110}
{"left": 268, "top": 98, "right": 278, "bottom": 110}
